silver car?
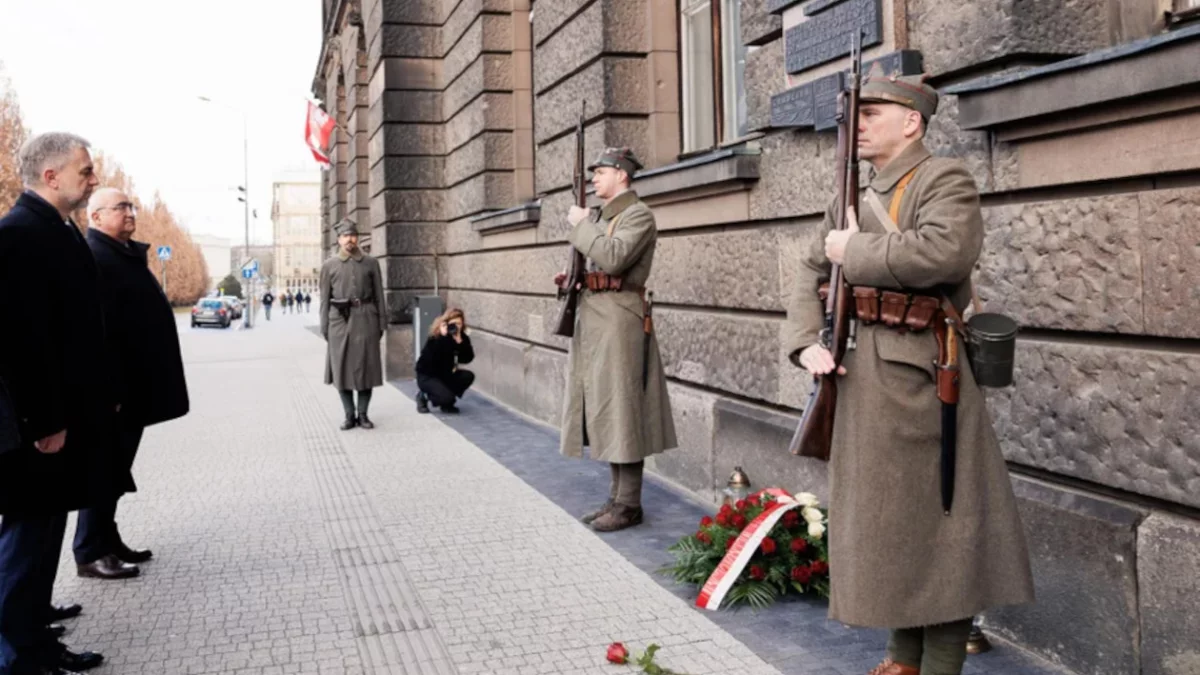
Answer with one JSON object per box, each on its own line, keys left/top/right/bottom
{"left": 191, "top": 298, "right": 233, "bottom": 328}
{"left": 219, "top": 295, "right": 244, "bottom": 319}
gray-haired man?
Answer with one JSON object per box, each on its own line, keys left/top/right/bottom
{"left": 0, "top": 132, "right": 110, "bottom": 674}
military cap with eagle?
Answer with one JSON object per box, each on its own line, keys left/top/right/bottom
{"left": 860, "top": 63, "right": 940, "bottom": 121}
{"left": 587, "top": 147, "right": 643, "bottom": 177}
{"left": 333, "top": 218, "right": 357, "bottom": 237}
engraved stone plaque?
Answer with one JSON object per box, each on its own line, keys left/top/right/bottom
{"left": 784, "top": 0, "right": 883, "bottom": 74}
{"left": 770, "top": 82, "right": 816, "bottom": 128}
{"left": 812, "top": 72, "right": 845, "bottom": 131}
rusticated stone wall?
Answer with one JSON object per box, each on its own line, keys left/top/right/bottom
{"left": 317, "top": 1, "right": 1200, "bottom": 671}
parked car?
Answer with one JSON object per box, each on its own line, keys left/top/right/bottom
{"left": 220, "top": 295, "right": 244, "bottom": 319}
{"left": 192, "top": 298, "right": 233, "bottom": 328}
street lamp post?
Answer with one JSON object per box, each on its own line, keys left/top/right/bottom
{"left": 199, "top": 95, "right": 253, "bottom": 328}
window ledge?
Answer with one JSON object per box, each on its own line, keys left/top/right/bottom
{"left": 632, "top": 146, "right": 761, "bottom": 201}
{"left": 470, "top": 203, "right": 541, "bottom": 235}
{"left": 947, "top": 22, "right": 1200, "bottom": 131}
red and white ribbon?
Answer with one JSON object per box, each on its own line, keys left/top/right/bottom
{"left": 695, "top": 488, "right": 803, "bottom": 611}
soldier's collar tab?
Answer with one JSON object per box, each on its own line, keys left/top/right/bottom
{"left": 600, "top": 190, "right": 639, "bottom": 220}
{"left": 337, "top": 248, "right": 365, "bottom": 262}
{"left": 869, "top": 141, "right": 932, "bottom": 192}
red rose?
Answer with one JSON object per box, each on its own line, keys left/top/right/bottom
{"left": 748, "top": 494, "right": 761, "bottom": 507}
{"left": 696, "top": 531, "right": 712, "bottom": 544}
{"left": 700, "top": 516, "right": 714, "bottom": 528}
{"left": 715, "top": 512, "right": 730, "bottom": 527}
{"left": 719, "top": 503, "right": 733, "bottom": 516}
{"left": 606, "top": 643, "right": 629, "bottom": 664}
{"left": 790, "top": 538, "right": 808, "bottom": 554}
{"left": 782, "top": 511, "right": 800, "bottom": 528}
{"left": 810, "top": 560, "right": 828, "bottom": 575}
{"left": 735, "top": 499, "right": 747, "bottom": 511}
{"left": 725, "top": 536, "right": 737, "bottom": 551}
{"left": 791, "top": 566, "right": 812, "bottom": 583}
{"left": 760, "top": 537, "right": 777, "bottom": 555}
{"left": 749, "top": 565, "right": 766, "bottom": 581}
{"left": 732, "top": 514, "right": 747, "bottom": 529}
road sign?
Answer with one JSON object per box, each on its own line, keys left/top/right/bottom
{"left": 157, "top": 245, "right": 172, "bottom": 261}
{"left": 242, "top": 268, "right": 257, "bottom": 279}
{"left": 241, "top": 258, "right": 259, "bottom": 274}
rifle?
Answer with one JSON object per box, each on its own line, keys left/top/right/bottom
{"left": 553, "top": 102, "right": 588, "bottom": 338}
{"left": 787, "top": 34, "right": 864, "bottom": 461}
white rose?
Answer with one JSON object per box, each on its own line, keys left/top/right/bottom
{"left": 808, "top": 522, "right": 826, "bottom": 539}
{"left": 802, "top": 507, "right": 824, "bottom": 524}
{"left": 794, "top": 492, "right": 820, "bottom": 507}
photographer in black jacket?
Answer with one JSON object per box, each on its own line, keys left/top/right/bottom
{"left": 415, "top": 308, "right": 475, "bottom": 414}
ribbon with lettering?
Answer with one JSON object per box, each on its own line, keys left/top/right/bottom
{"left": 696, "top": 488, "right": 803, "bottom": 611}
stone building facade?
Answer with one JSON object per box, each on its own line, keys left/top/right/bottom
{"left": 314, "top": 1, "right": 1200, "bottom": 672}
{"left": 271, "top": 176, "right": 323, "bottom": 295}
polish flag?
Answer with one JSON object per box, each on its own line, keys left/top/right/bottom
{"left": 305, "top": 101, "right": 335, "bottom": 166}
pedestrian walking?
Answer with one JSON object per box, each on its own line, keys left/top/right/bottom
{"left": 283, "top": 291, "right": 292, "bottom": 314}
{"left": 320, "top": 219, "right": 385, "bottom": 430}
{"left": 304, "top": 292, "right": 312, "bottom": 313}
{"left": 262, "top": 290, "right": 274, "bottom": 320}
{"left": 0, "top": 132, "right": 112, "bottom": 675}
{"left": 784, "top": 71, "right": 1034, "bottom": 675}
{"left": 558, "top": 147, "right": 676, "bottom": 533}
{"left": 74, "top": 187, "right": 189, "bottom": 579}
{"left": 415, "top": 308, "right": 475, "bottom": 414}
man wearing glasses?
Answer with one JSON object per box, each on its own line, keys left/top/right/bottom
{"left": 75, "top": 188, "right": 189, "bottom": 581}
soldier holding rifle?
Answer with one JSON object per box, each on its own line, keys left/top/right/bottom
{"left": 555, "top": 143, "right": 676, "bottom": 533}
{"left": 783, "top": 62, "right": 1035, "bottom": 674}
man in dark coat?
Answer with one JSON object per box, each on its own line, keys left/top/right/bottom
{"left": 0, "top": 132, "right": 111, "bottom": 675}
{"left": 73, "top": 187, "right": 190, "bottom": 580}
{"left": 262, "top": 289, "right": 275, "bottom": 320}
{"left": 320, "top": 219, "right": 385, "bottom": 430}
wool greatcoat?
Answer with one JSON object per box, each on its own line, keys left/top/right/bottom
{"left": 784, "top": 141, "right": 1035, "bottom": 629}
{"left": 560, "top": 190, "right": 677, "bottom": 464}
{"left": 320, "top": 248, "right": 385, "bottom": 391}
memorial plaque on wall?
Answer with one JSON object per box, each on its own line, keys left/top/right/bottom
{"left": 784, "top": 0, "right": 883, "bottom": 74}
{"left": 769, "top": 50, "right": 925, "bottom": 131}
{"left": 770, "top": 82, "right": 816, "bottom": 128}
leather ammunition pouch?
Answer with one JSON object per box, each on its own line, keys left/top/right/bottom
{"left": 330, "top": 297, "right": 372, "bottom": 321}
{"left": 585, "top": 271, "right": 643, "bottom": 294}
{"left": 818, "top": 283, "right": 942, "bottom": 333}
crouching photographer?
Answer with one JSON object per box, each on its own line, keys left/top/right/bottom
{"left": 416, "top": 308, "right": 475, "bottom": 414}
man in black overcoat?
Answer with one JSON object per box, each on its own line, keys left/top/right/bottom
{"left": 0, "top": 132, "right": 113, "bottom": 674}
{"left": 73, "top": 187, "right": 189, "bottom": 579}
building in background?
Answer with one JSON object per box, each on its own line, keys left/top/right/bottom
{"left": 271, "top": 173, "right": 322, "bottom": 296}
{"left": 192, "top": 233, "right": 231, "bottom": 290}
{"left": 315, "top": 2, "right": 1200, "bottom": 671}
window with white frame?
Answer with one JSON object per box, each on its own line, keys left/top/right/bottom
{"left": 680, "top": 0, "right": 748, "bottom": 153}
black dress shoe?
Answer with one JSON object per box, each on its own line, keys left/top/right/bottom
{"left": 55, "top": 648, "right": 104, "bottom": 672}
{"left": 114, "top": 542, "right": 153, "bottom": 564}
{"left": 46, "top": 604, "right": 82, "bottom": 623}
{"left": 76, "top": 555, "right": 139, "bottom": 580}
{"left": 416, "top": 392, "right": 430, "bottom": 414}
{"left": 357, "top": 414, "right": 374, "bottom": 430}
{"left": 339, "top": 416, "right": 358, "bottom": 430}
{"left": 439, "top": 404, "right": 460, "bottom": 414}
{"left": 46, "top": 624, "right": 67, "bottom": 638}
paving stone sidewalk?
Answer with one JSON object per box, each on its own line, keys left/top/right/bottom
{"left": 48, "top": 313, "right": 781, "bottom": 675}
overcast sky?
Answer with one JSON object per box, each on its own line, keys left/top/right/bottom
{"left": 0, "top": 0, "right": 324, "bottom": 246}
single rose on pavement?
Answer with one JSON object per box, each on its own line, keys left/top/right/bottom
{"left": 607, "top": 643, "right": 629, "bottom": 664}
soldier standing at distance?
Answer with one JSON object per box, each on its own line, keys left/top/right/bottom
{"left": 557, "top": 147, "right": 677, "bottom": 533}
{"left": 784, "top": 74, "right": 1035, "bottom": 675}
{"left": 320, "top": 219, "right": 385, "bottom": 431}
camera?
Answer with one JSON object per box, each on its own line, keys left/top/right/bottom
{"left": 447, "top": 323, "right": 458, "bottom": 336}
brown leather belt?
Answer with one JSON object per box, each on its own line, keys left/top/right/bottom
{"left": 332, "top": 297, "right": 374, "bottom": 308}
{"left": 819, "top": 283, "right": 941, "bottom": 333}
{"left": 584, "top": 271, "right": 644, "bottom": 295}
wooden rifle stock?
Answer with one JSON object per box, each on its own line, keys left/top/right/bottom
{"left": 788, "top": 35, "right": 863, "bottom": 461}
{"left": 553, "top": 103, "right": 588, "bottom": 338}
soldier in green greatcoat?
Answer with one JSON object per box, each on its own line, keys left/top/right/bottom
{"left": 784, "top": 74, "right": 1035, "bottom": 675}
{"left": 320, "top": 218, "right": 385, "bottom": 430}
{"left": 558, "top": 147, "right": 677, "bottom": 532}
